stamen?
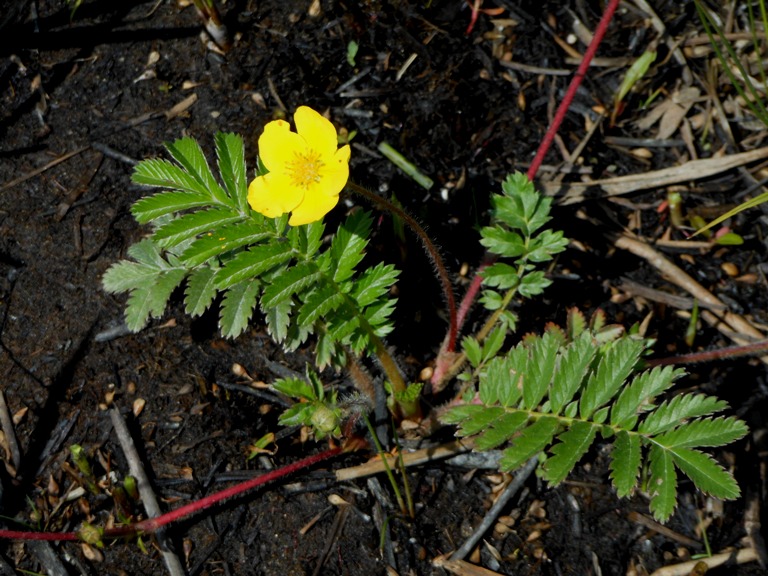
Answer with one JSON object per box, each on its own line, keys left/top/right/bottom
{"left": 287, "top": 150, "right": 324, "bottom": 190}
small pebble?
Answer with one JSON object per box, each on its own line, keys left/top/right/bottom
{"left": 132, "top": 398, "right": 146, "bottom": 417}
{"left": 81, "top": 543, "right": 104, "bottom": 562}
{"left": 721, "top": 262, "right": 739, "bottom": 277}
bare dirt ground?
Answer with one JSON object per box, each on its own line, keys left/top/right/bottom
{"left": 0, "top": 1, "right": 767, "bottom": 574}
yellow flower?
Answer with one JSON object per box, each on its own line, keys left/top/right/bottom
{"left": 248, "top": 106, "right": 351, "bottom": 226}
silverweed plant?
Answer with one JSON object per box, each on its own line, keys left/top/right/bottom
{"left": 103, "top": 105, "right": 747, "bottom": 523}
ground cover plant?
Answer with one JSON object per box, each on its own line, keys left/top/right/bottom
{"left": 1, "top": 0, "right": 768, "bottom": 575}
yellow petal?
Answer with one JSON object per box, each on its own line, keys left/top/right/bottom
{"left": 309, "top": 145, "right": 350, "bottom": 197}
{"left": 317, "top": 165, "right": 349, "bottom": 198}
{"left": 258, "top": 119, "right": 305, "bottom": 173}
{"left": 289, "top": 190, "right": 340, "bottom": 226}
{"left": 294, "top": 106, "right": 338, "bottom": 156}
{"left": 248, "top": 172, "right": 304, "bottom": 217}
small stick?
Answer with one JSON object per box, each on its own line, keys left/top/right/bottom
{"left": 334, "top": 439, "right": 471, "bottom": 482}
{"left": 627, "top": 511, "right": 700, "bottom": 547}
{"left": 450, "top": 456, "right": 538, "bottom": 562}
{"left": 0, "top": 146, "right": 90, "bottom": 192}
{"left": 0, "top": 390, "right": 21, "bottom": 473}
{"left": 649, "top": 548, "right": 758, "bottom": 576}
{"left": 109, "top": 408, "right": 186, "bottom": 576}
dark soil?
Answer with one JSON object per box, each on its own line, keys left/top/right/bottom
{"left": 0, "top": 1, "right": 767, "bottom": 575}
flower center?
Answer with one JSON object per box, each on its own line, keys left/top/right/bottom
{"left": 287, "top": 150, "right": 324, "bottom": 190}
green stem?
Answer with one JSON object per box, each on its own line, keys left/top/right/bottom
{"left": 346, "top": 181, "right": 457, "bottom": 353}
{"left": 441, "top": 266, "right": 523, "bottom": 388}
{"left": 362, "top": 414, "right": 408, "bottom": 516}
{"left": 371, "top": 330, "right": 407, "bottom": 395}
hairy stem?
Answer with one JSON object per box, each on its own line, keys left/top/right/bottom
{"left": 371, "top": 332, "right": 407, "bottom": 396}
{"left": 646, "top": 339, "right": 768, "bottom": 366}
{"left": 0, "top": 446, "right": 346, "bottom": 543}
{"left": 346, "top": 181, "right": 457, "bottom": 353}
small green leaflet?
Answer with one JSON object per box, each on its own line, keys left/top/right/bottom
{"left": 219, "top": 280, "right": 260, "bottom": 338}
{"left": 329, "top": 211, "right": 371, "bottom": 283}
{"left": 214, "top": 242, "right": 293, "bottom": 290}
{"left": 123, "top": 269, "right": 186, "bottom": 331}
{"left": 609, "top": 430, "right": 641, "bottom": 498}
{"left": 649, "top": 444, "right": 677, "bottom": 521}
{"left": 543, "top": 421, "right": 597, "bottom": 485}
{"left": 165, "top": 137, "right": 229, "bottom": 206}
{"left": 215, "top": 132, "right": 248, "bottom": 213}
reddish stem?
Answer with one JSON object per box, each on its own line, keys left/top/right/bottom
{"left": 645, "top": 339, "right": 768, "bottom": 367}
{"left": 0, "top": 446, "right": 344, "bottom": 543}
{"left": 525, "top": 0, "right": 622, "bottom": 180}
{"left": 437, "top": 0, "right": 621, "bottom": 360}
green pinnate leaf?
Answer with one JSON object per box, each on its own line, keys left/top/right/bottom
{"left": 480, "top": 262, "right": 519, "bottom": 290}
{"left": 499, "top": 416, "right": 559, "bottom": 471}
{"left": 179, "top": 221, "right": 270, "bottom": 267}
{"left": 124, "top": 285, "right": 158, "bottom": 332}
{"left": 496, "top": 173, "right": 552, "bottom": 235}
{"left": 264, "top": 299, "right": 292, "bottom": 342}
{"left": 298, "top": 285, "right": 345, "bottom": 327}
{"left": 550, "top": 332, "right": 596, "bottom": 414}
{"left": 326, "top": 310, "right": 361, "bottom": 343}
{"left": 127, "top": 238, "right": 167, "bottom": 267}
{"left": 289, "top": 221, "right": 324, "bottom": 258}
{"left": 261, "top": 262, "right": 321, "bottom": 309}
{"left": 185, "top": 266, "right": 220, "bottom": 317}
{"left": 657, "top": 417, "right": 748, "bottom": 449}
{"left": 272, "top": 377, "right": 315, "bottom": 401}
{"left": 526, "top": 230, "right": 568, "bottom": 263}
{"left": 462, "top": 336, "right": 482, "bottom": 368}
{"left": 132, "top": 159, "right": 210, "bottom": 198}
{"left": 278, "top": 403, "right": 314, "bottom": 427}
{"left": 103, "top": 261, "right": 160, "bottom": 293}
{"left": 611, "top": 366, "right": 683, "bottom": 429}
{"left": 648, "top": 444, "right": 677, "bottom": 522}
{"left": 441, "top": 404, "right": 486, "bottom": 426}
{"left": 123, "top": 268, "right": 186, "bottom": 332}
{"left": 639, "top": 394, "right": 727, "bottom": 436}
{"left": 474, "top": 412, "right": 529, "bottom": 451}
{"left": 219, "top": 280, "right": 260, "bottom": 338}
{"left": 165, "top": 137, "right": 229, "bottom": 206}
{"left": 480, "top": 348, "right": 525, "bottom": 407}
{"left": 329, "top": 211, "right": 371, "bottom": 282}
{"left": 610, "top": 430, "right": 642, "bottom": 498}
{"left": 543, "top": 421, "right": 597, "bottom": 485}
{"left": 580, "top": 338, "right": 645, "bottom": 419}
{"left": 455, "top": 406, "right": 506, "bottom": 437}
{"left": 669, "top": 447, "right": 741, "bottom": 500}
{"left": 153, "top": 208, "right": 243, "bottom": 248}
{"left": 214, "top": 242, "right": 293, "bottom": 289}
{"left": 350, "top": 264, "right": 399, "bottom": 307}
{"left": 215, "top": 132, "right": 248, "bottom": 212}
{"left": 522, "top": 333, "right": 559, "bottom": 409}
{"left": 518, "top": 271, "right": 551, "bottom": 298}
{"left": 479, "top": 289, "right": 503, "bottom": 311}
{"left": 479, "top": 227, "right": 525, "bottom": 258}
{"left": 481, "top": 327, "right": 506, "bottom": 363}
{"left": 130, "top": 190, "right": 212, "bottom": 223}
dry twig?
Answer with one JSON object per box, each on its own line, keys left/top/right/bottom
{"left": 549, "top": 147, "right": 768, "bottom": 203}
{"left": 649, "top": 548, "right": 758, "bottom": 576}
{"left": 450, "top": 457, "right": 538, "bottom": 562}
{"left": 109, "top": 408, "right": 185, "bottom": 576}
{"left": 334, "top": 439, "right": 472, "bottom": 482}
{"left": 0, "top": 391, "right": 20, "bottom": 474}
